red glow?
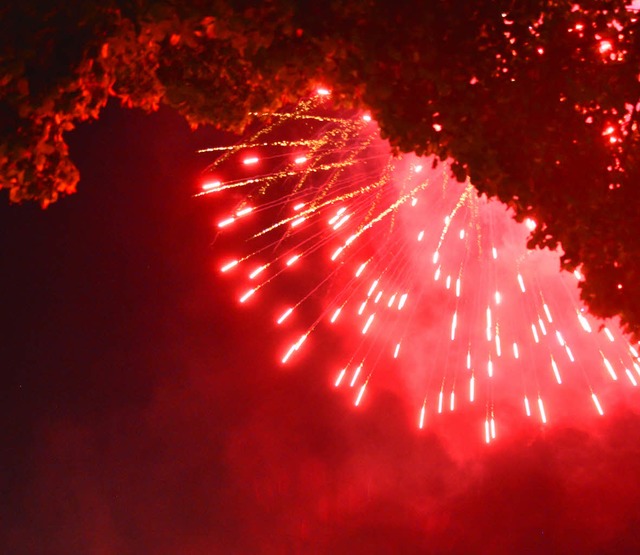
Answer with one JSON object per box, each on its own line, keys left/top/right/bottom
{"left": 206, "top": 97, "right": 639, "bottom": 442}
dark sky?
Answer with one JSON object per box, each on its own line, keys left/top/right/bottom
{"left": 3, "top": 103, "right": 640, "bottom": 555}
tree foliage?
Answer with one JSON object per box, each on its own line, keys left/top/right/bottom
{"left": 2, "top": 0, "right": 640, "bottom": 336}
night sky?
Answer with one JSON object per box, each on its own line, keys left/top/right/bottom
{"left": 3, "top": 102, "right": 640, "bottom": 554}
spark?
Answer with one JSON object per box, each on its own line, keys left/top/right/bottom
{"left": 355, "top": 382, "right": 368, "bottom": 406}
{"left": 538, "top": 396, "right": 547, "bottom": 424}
{"left": 202, "top": 180, "right": 221, "bottom": 191}
{"left": 551, "top": 357, "right": 562, "bottom": 384}
{"left": 355, "top": 262, "right": 368, "bottom": 277}
{"left": 221, "top": 260, "right": 239, "bottom": 272}
{"left": 602, "top": 354, "right": 618, "bottom": 381}
{"left": 277, "top": 307, "right": 294, "bottom": 324}
{"left": 469, "top": 374, "right": 475, "bottom": 402}
{"left": 236, "top": 206, "right": 253, "bottom": 217}
{"left": 350, "top": 363, "right": 363, "bottom": 387}
{"left": 286, "top": 254, "right": 300, "bottom": 266}
{"left": 362, "top": 314, "right": 375, "bottom": 334}
{"left": 239, "top": 288, "right": 255, "bottom": 303}
{"left": 592, "top": 393, "right": 605, "bottom": 415}
{"left": 249, "top": 265, "right": 267, "bottom": 279}
{"left": 218, "top": 217, "right": 235, "bottom": 228}
{"left": 330, "top": 307, "right": 342, "bottom": 323}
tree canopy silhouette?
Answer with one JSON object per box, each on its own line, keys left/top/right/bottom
{"left": 2, "top": 0, "right": 640, "bottom": 336}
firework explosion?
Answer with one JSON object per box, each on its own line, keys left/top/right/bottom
{"left": 200, "top": 92, "right": 640, "bottom": 443}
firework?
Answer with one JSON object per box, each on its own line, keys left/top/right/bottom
{"left": 201, "top": 92, "right": 640, "bottom": 442}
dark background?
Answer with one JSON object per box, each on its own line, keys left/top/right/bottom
{"left": 2, "top": 102, "right": 640, "bottom": 554}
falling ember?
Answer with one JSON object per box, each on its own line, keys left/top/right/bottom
{"left": 362, "top": 314, "right": 375, "bottom": 334}
{"left": 350, "top": 364, "right": 363, "bottom": 387}
{"left": 551, "top": 357, "right": 563, "bottom": 384}
{"left": 276, "top": 307, "right": 294, "bottom": 324}
{"left": 538, "top": 317, "right": 547, "bottom": 336}
{"left": 355, "top": 382, "right": 367, "bottom": 406}
{"left": 330, "top": 307, "right": 342, "bottom": 323}
{"left": 239, "top": 288, "right": 255, "bottom": 303}
{"left": 387, "top": 294, "right": 397, "bottom": 308}
{"left": 592, "top": 393, "right": 605, "bottom": 415}
{"left": 538, "top": 397, "right": 547, "bottom": 424}
{"left": 221, "top": 259, "right": 239, "bottom": 272}
{"left": 205, "top": 95, "right": 640, "bottom": 442}
{"left": 282, "top": 333, "right": 309, "bottom": 364}
{"left": 451, "top": 311, "right": 458, "bottom": 341}
{"left": 367, "top": 280, "right": 379, "bottom": 297}
{"left": 565, "top": 346, "right": 575, "bottom": 363}
{"left": 602, "top": 355, "right": 618, "bottom": 381}
{"left": 249, "top": 265, "right": 267, "bottom": 279}
{"left": 236, "top": 206, "right": 253, "bottom": 217}
{"left": 531, "top": 324, "right": 540, "bottom": 343}
{"left": 218, "top": 217, "right": 235, "bottom": 228}
{"left": 281, "top": 344, "right": 296, "bottom": 364}
{"left": 202, "top": 180, "right": 221, "bottom": 191}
